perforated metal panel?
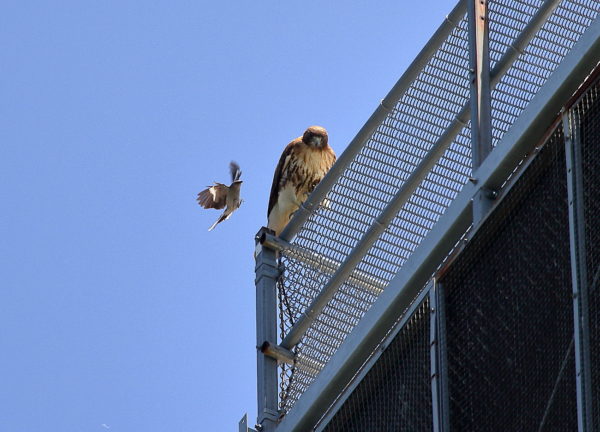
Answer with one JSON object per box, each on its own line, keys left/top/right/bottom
{"left": 440, "top": 124, "right": 577, "bottom": 431}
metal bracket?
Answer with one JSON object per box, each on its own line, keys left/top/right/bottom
{"left": 259, "top": 341, "right": 296, "bottom": 365}
{"left": 471, "top": 186, "right": 497, "bottom": 224}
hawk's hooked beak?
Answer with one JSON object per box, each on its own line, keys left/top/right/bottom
{"left": 310, "top": 136, "right": 322, "bottom": 147}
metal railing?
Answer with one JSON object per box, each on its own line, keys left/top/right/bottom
{"left": 252, "top": 0, "right": 600, "bottom": 430}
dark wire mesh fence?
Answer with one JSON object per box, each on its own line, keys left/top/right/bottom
{"left": 312, "top": 73, "right": 600, "bottom": 431}
{"left": 576, "top": 77, "right": 600, "bottom": 429}
{"left": 276, "top": 0, "right": 600, "bottom": 415}
{"left": 322, "top": 297, "right": 431, "bottom": 432}
{"left": 439, "top": 125, "right": 577, "bottom": 431}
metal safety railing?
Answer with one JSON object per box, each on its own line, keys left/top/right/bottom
{"left": 251, "top": 0, "right": 600, "bottom": 431}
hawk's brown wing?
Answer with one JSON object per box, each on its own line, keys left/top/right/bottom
{"left": 197, "top": 183, "right": 229, "bottom": 209}
{"left": 267, "top": 139, "right": 299, "bottom": 218}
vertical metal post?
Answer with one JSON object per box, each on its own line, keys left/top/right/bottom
{"left": 468, "top": 0, "right": 492, "bottom": 168}
{"left": 431, "top": 279, "right": 450, "bottom": 432}
{"left": 438, "top": 281, "right": 450, "bottom": 432}
{"left": 430, "top": 282, "right": 441, "bottom": 432}
{"left": 563, "top": 110, "right": 594, "bottom": 432}
{"left": 468, "top": 0, "right": 494, "bottom": 223}
{"left": 255, "top": 227, "right": 280, "bottom": 431}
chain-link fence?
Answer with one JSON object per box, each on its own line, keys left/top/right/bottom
{"left": 274, "top": 0, "right": 600, "bottom": 416}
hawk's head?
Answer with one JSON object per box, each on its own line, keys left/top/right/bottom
{"left": 302, "top": 126, "right": 328, "bottom": 148}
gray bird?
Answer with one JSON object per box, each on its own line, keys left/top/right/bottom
{"left": 197, "top": 161, "right": 243, "bottom": 231}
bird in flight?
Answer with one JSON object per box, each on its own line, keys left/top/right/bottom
{"left": 197, "top": 161, "right": 243, "bottom": 231}
{"left": 267, "top": 126, "right": 336, "bottom": 236}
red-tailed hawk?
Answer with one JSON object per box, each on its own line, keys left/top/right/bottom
{"left": 197, "top": 161, "right": 243, "bottom": 231}
{"left": 267, "top": 126, "right": 336, "bottom": 236}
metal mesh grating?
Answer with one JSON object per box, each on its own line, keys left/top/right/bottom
{"left": 576, "top": 77, "right": 600, "bottom": 429}
{"left": 440, "top": 126, "right": 577, "bottom": 431}
{"left": 322, "top": 297, "right": 431, "bottom": 432}
{"left": 276, "top": 0, "right": 600, "bottom": 414}
{"left": 489, "top": 0, "right": 599, "bottom": 147}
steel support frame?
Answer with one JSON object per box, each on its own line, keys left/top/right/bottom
{"left": 275, "top": 16, "right": 600, "bottom": 431}
{"left": 563, "top": 110, "right": 595, "bottom": 432}
{"left": 255, "top": 227, "right": 280, "bottom": 432}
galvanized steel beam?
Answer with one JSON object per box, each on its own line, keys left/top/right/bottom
{"left": 254, "top": 227, "right": 280, "bottom": 431}
{"left": 468, "top": 0, "right": 492, "bottom": 169}
{"left": 468, "top": 0, "right": 495, "bottom": 224}
{"left": 563, "top": 110, "right": 595, "bottom": 432}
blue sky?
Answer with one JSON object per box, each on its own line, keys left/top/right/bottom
{"left": 2, "top": 1, "right": 455, "bottom": 430}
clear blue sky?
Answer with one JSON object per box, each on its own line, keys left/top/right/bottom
{"left": 2, "top": 1, "right": 455, "bottom": 430}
